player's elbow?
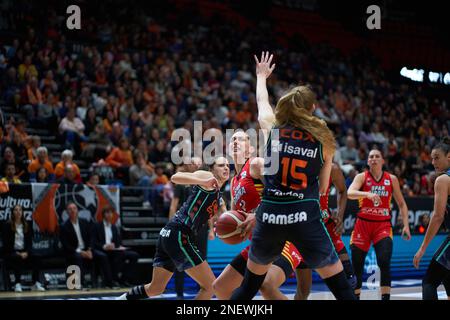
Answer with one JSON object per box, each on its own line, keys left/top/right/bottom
{"left": 258, "top": 114, "right": 275, "bottom": 126}
{"left": 346, "top": 190, "right": 358, "bottom": 200}
{"left": 170, "top": 173, "right": 181, "bottom": 184}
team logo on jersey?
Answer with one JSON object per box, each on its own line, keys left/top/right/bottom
{"left": 262, "top": 211, "right": 307, "bottom": 224}
{"left": 384, "top": 179, "right": 390, "bottom": 186}
{"left": 241, "top": 171, "right": 247, "bottom": 179}
{"left": 366, "top": 179, "right": 372, "bottom": 186}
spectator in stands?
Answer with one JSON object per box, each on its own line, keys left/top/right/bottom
{"left": 28, "top": 146, "right": 55, "bottom": 182}
{"left": 35, "top": 93, "right": 60, "bottom": 131}
{"left": 149, "top": 162, "right": 170, "bottom": 213}
{"left": 18, "top": 55, "right": 38, "bottom": 82}
{"left": 337, "top": 136, "right": 360, "bottom": 175}
{"left": 86, "top": 173, "right": 100, "bottom": 186}
{"left": 129, "top": 150, "right": 155, "bottom": 208}
{"left": 104, "top": 136, "right": 133, "bottom": 181}
{"left": 20, "top": 76, "right": 42, "bottom": 119}
{"left": 148, "top": 140, "right": 170, "bottom": 164}
{"left": 1, "top": 205, "right": 45, "bottom": 292}
{"left": 55, "top": 149, "right": 82, "bottom": 183}
{"left": 26, "top": 135, "right": 41, "bottom": 161}
{"left": 36, "top": 167, "right": 49, "bottom": 183}
{"left": 58, "top": 107, "right": 86, "bottom": 154}
{"left": 1, "top": 67, "right": 20, "bottom": 106}
{"left": 1, "top": 163, "right": 22, "bottom": 183}
{"left": 91, "top": 207, "right": 139, "bottom": 288}
{"left": 108, "top": 121, "right": 124, "bottom": 147}
{"left": 59, "top": 202, "right": 94, "bottom": 288}
{"left": 4, "top": 132, "right": 27, "bottom": 175}
{"left": 39, "top": 70, "right": 58, "bottom": 94}
{"left": 57, "top": 164, "right": 79, "bottom": 185}
{"left": 0, "top": 146, "right": 26, "bottom": 180}
{"left": 153, "top": 162, "right": 169, "bottom": 186}
{"left": 81, "top": 122, "right": 112, "bottom": 161}
{"left": 83, "top": 107, "right": 99, "bottom": 137}
{"left": 415, "top": 214, "right": 430, "bottom": 234}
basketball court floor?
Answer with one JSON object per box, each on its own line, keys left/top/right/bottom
{"left": 0, "top": 280, "right": 447, "bottom": 300}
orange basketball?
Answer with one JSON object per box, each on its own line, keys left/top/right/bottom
{"left": 214, "top": 210, "right": 246, "bottom": 245}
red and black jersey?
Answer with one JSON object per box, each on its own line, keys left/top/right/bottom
{"left": 231, "top": 158, "right": 263, "bottom": 213}
{"left": 357, "top": 171, "right": 393, "bottom": 222}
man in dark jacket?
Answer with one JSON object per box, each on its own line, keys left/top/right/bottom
{"left": 91, "top": 207, "right": 139, "bottom": 287}
{"left": 59, "top": 202, "right": 93, "bottom": 288}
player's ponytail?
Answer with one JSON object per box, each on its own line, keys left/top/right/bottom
{"left": 432, "top": 136, "right": 450, "bottom": 154}
{"left": 274, "top": 85, "right": 336, "bottom": 153}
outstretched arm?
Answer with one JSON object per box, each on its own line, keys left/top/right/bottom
{"left": 171, "top": 170, "right": 218, "bottom": 190}
{"left": 254, "top": 51, "right": 276, "bottom": 141}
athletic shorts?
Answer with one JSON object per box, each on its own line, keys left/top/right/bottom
{"left": 153, "top": 224, "right": 204, "bottom": 272}
{"left": 231, "top": 241, "right": 302, "bottom": 279}
{"left": 433, "top": 234, "right": 450, "bottom": 271}
{"left": 248, "top": 200, "right": 339, "bottom": 270}
{"left": 296, "top": 217, "right": 346, "bottom": 270}
{"left": 350, "top": 217, "right": 392, "bottom": 252}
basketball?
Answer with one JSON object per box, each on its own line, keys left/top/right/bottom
{"left": 215, "top": 210, "right": 247, "bottom": 244}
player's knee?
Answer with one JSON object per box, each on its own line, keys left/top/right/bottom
{"left": 212, "top": 278, "right": 230, "bottom": 299}
{"left": 377, "top": 254, "right": 391, "bottom": 272}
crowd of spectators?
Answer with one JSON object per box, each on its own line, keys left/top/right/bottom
{"left": 0, "top": 2, "right": 448, "bottom": 201}
{"left": 0, "top": 0, "right": 448, "bottom": 293}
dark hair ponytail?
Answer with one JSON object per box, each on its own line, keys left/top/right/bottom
{"left": 433, "top": 136, "right": 450, "bottom": 154}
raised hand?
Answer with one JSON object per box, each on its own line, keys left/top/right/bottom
{"left": 254, "top": 51, "right": 275, "bottom": 79}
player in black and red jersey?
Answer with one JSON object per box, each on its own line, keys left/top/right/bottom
{"left": 213, "top": 130, "right": 302, "bottom": 300}
{"left": 117, "top": 156, "right": 230, "bottom": 300}
{"left": 348, "top": 149, "right": 411, "bottom": 300}
{"left": 295, "top": 163, "right": 356, "bottom": 299}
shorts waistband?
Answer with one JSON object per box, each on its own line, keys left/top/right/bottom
{"left": 356, "top": 215, "right": 391, "bottom": 223}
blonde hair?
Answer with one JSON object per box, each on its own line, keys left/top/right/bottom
{"left": 274, "top": 85, "right": 336, "bottom": 153}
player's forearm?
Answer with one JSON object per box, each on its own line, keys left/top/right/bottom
{"left": 256, "top": 75, "right": 269, "bottom": 103}
{"left": 420, "top": 214, "right": 444, "bottom": 251}
{"left": 347, "top": 190, "right": 370, "bottom": 200}
{"left": 170, "top": 172, "right": 207, "bottom": 186}
{"left": 400, "top": 205, "right": 410, "bottom": 230}
{"left": 337, "top": 192, "right": 347, "bottom": 220}
{"left": 256, "top": 76, "right": 275, "bottom": 125}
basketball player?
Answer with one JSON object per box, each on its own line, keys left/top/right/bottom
{"left": 413, "top": 137, "right": 450, "bottom": 300}
{"left": 117, "top": 156, "right": 230, "bottom": 300}
{"left": 213, "top": 130, "right": 302, "bottom": 300}
{"left": 295, "top": 163, "right": 356, "bottom": 300}
{"left": 230, "top": 52, "right": 356, "bottom": 300}
{"left": 348, "top": 149, "right": 411, "bottom": 300}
